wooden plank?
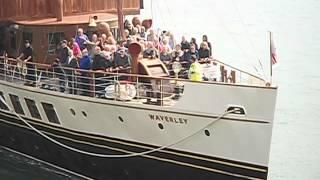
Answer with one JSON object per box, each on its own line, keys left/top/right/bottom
{"left": 63, "top": 0, "right": 72, "bottom": 15}
{"left": 0, "top": 0, "right": 141, "bottom": 21}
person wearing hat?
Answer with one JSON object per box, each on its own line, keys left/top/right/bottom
{"left": 188, "top": 55, "right": 203, "bottom": 81}
{"left": 17, "top": 40, "right": 35, "bottom": 85}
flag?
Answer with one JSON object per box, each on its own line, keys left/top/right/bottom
{"left": 270, "top": 33, "right": 278, "bottom": 65}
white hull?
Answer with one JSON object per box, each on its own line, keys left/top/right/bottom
{"left": 0, "top": 80, "right": 277, "bottom": 171}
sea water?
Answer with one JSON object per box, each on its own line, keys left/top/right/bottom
{"left": 1, "top": 0, "right": 320, "bottom": 179}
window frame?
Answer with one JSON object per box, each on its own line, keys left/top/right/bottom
{"left": 9, "top": 94, "right": 24, "bottom": 115}
{"left": 0, "top": 91, "right": 9, "bottom": 111}
{"left": 48, "top": 32, "right": 65, "bottom": 55}
{"left": 41, "top": 102, "right": 60, "bottom": 124}
{"left": 25, "top": 98, "right": 42, "bottom": 120}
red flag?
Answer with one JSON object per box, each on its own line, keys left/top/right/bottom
{"left": 270, "top": 33, "right": 278, "bottom": 65}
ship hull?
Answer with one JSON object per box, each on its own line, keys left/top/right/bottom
{"left": 0, "top": 111, "right": 268, "bottom": 180}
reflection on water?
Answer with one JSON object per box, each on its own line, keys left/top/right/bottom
{"left": 0, "top": 147, "right": 85, "bottom": 180}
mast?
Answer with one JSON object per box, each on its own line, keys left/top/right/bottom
{"left": 116, "top": 0, "right": 125, "bottom": 40}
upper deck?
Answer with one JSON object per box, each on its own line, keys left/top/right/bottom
{"left": 0, "top": 56, "right": 271, "bottom": 108}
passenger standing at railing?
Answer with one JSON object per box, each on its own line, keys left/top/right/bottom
{"left": 58, "top": 40, "right": 70, "bottom": 65}
{"left": 160, "top": 47, "right": 172, "bottom": 65}
{"left": 114, "top": 48, "right": 131, "bottom": 72}
{"left": 188, "top": 55, "right": 203, "bottom": 82}
{"left": 79, "top": 49, "right": 91, "bottom": 96}
{"left": 199, "top": 42, "right": 210, "bottom": 59}
{"left": 92, "top": 47, "right": 108, "bottom": 97}
{"left": 202, "top": 35, "right": 212, "bottom": 57}
{"left": 51, "top": 58, "right": 66, "bottom": 92}
{"left": 143, "top": 42, "right": 158, "bottom": 59}
{"left": 182, "top": 44, "right": 199, "bottom": 69}
{"left": 171, "top": 44, "right": 184, "bottom": 61}
{"left": 65, "top": 49, "right": 79, "bottom": 94}
{"left": 16, "top": 40, "right": 35, "bottom": 85}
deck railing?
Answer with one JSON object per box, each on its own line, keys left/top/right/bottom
{"left": 0, "top": 56, "right": 267, "bottom": 106}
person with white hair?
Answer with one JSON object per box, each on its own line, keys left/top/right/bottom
{"left": 75, "top": 28, "right": 89, "bottom": 50}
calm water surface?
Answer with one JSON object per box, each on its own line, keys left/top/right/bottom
{"left": 1, "top": 0, "right": 320, "bottom": 179}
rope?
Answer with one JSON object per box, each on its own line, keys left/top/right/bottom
{"left": 230, "top": 0, "right": 267, "bottom": 80}
{"left": 0, "top": 95, "right": 235, "bottom": 158}
{"left": 210, "top": 1, "right": 262, "bottom": 76}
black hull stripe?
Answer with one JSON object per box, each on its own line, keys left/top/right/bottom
{"left": 0, "top": 112, "right": 268, "bottom": 179}
{"left": 0, "top": 82, "right": 270, "bottom": 124}
{"left": 1, "top": 146, "right": 94, "bottom": 180}
{"left": 0, "top": 110, "right": 268, "bottom": 171}
{"left": 0, "top": 117, "right": 266, "bottom": 180}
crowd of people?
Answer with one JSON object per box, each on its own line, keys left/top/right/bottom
{"left": 1, "top": 17, "right": 214, "bottom": 95}
{"left": 48, "top": 18, "right": 214, "bottom": 92}
{"left": 53, "top": 20, "right": 213, "bottom": 74}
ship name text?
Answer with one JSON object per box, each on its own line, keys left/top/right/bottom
{"left": 148, "top": 114, "right": 188, "bottom": 125}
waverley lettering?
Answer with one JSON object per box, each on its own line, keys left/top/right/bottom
{"left": 149, "top": 114, "right": 188, "bottom": 125}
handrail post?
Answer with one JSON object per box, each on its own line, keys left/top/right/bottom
{"left": 72, "top": 70, "right": 74, "bottom": 94}
{"left": 34, "top": 64, "right": 38, "bottom": 86}
{"left": 136, "top": 75, "right": 139, "bottom": 99}
{"left": 114, "top": 75, "right": 117, "bottom": 101}
{"left": 92, "top": 72, "right": 95, "bottom": 98}
{"left": 4, "top": 56, "right": 7, "bottom": 80}
{"left": 160, "top": 79, "right": 163, "bottom": 106}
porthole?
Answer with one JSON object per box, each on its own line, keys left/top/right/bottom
{"left": 82, "top": 111, "right": 87, "bottom": 117}
{"left": 205, "top": 129, "right": 211, "bottom": 136}
{"left": 118, "top": 116, "right": 124, "bottom": 123}
{"left": 158, "top": 123, "right": 164, "bottom": 130}
{"left": 70, "top": 109, "right": 76, "bottom": 116}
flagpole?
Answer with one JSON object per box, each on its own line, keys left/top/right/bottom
{"left": 269, "top": 31, "right": 272, "bottom": 84}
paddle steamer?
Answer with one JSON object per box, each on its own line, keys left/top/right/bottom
{"left": 0, "top": 0, "right": 277, "bottom": 179}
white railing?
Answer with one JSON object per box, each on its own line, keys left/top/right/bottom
{"left": 0, "top": 56, "right": 266, "bottom": 106}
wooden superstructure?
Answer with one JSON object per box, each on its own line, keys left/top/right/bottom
{"left": 0, "top": 0, "right": 141, "bottom": 21}
{"left": 0, "top": 0, "right": 142, "bottom": 63}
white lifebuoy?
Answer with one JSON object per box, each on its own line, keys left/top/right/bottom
{"left": 105, "top": 83, "right": 137, "bottom": 101}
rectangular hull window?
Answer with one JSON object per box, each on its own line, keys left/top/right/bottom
{"left": 25, "top": 98, "right": 42, "bottom": 120}
{"left": 9, "top": 94, "right": 24, "bottom": 115}
{"left": 41, "top": 102, "right": 60, "bottom": 124}
{"left": 0, "top": 91, "right": 9, "bottom": 110}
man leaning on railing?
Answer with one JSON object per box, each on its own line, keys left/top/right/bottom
{"left": 16, "top": 40, "right": 35, "bottom": 86}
